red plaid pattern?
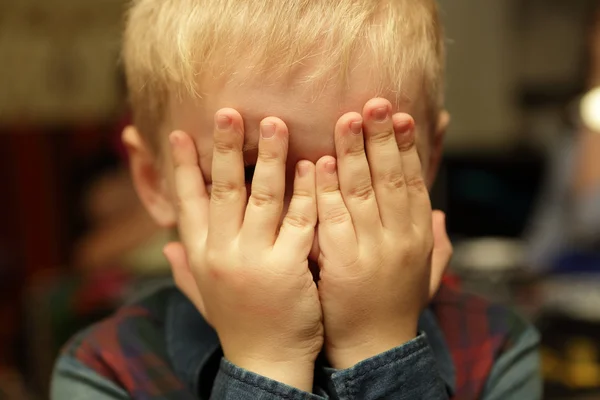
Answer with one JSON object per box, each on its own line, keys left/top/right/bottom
{"left": 63, "top": 283, "right": 527, "bottom": 399}
{"left": 432, "top": 284, "right": 527, "bottom": 399}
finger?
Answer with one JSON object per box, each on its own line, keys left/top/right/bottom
{"left": 430, "top": 211, "right": 452, "bottom": 298}
{"left": 392, "top": 113, "right": 432, "bottom": 230}
{"left": 208, "top": 109, "right": 246, "bottom": 245}
{"left": 362, "top": 99, "right": 409, "bottom": 231}
{"left": 334, "top": 112, "right": 381, "bottom": 237}
{"left": 315, "top": 156, "right": 355, "bottom": 256}
{"left": 163, "top": 242, "right": 207, "bottom": 319}
{"left": 241, "top": 118, "right": 289, "bottom": 247}
{"left": 170, "top": 131, "right": 209, "bottom": 247}
{"left": 275, "top": 161, "right": 317, "bottom": 260}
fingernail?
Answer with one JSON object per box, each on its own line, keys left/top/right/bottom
{"left": 298, "top": 161, "right": 310, "bottom": 177}
{"left": 261, "top": 123, "right": 276, "bottom": 139}
{"left": 372, "top": 107, "right": 389, "bottom": 122}
{"left": 394, "top": 116, "right": 413, "bottom": 133}
{"left": 325, "top": 160, "right": 337, "bottom": 174}
{"left": 217, "top": 115, "right": 232, "bottom": 130}
{"left": 350, "top": 120, "right": 363, "bottom": 135}
{"left": 394, "top": 117, "right": 415, "bottom": 146}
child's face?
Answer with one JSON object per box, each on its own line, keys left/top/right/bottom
{"left": 125, "top": 64, "right": 449, "bottom": 229}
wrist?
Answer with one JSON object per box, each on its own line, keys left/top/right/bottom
{"left": 229, "top": 356, "right": 316, "bottom": 392}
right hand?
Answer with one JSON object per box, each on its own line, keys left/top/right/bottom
{"left": 164, "top": 109, "right": 323, "bottom": 391}
{"left": 312, "top": 101, "right": 451, "bottom": 369}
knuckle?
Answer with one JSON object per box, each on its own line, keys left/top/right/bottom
{"left": 249, "top": 187, "right": 279, "bottom": 207}
{"left": 210, "top": 180, "right": 243, "bottom": 202}
{"left": 406, "top": 176, "right": 427, "bottom": 193}
{"left": 398, "top": 140, "right": 416, "bottom": 152}
{"left": 380, "top": 171, "right": 406, "bottom": 191}
{"left": 368, "top": 129, "right": 394, "bottom": 145}
{"left": 258, "top": 148, "right": 281, "bottom": 164}
{"left": 175, "top": 196, "right": 188, "bottom": 215}
{"left": 282, "top": 211, "right": 314, "bottom": 229}
{"left": 323, "top": 206, "right": 351, "bottom": 225}
{"left": 175, "top": 187, "right": 195, "bottom": 208}
{"left": 213, "top": 138, "right": 239, "bottom": 154}
{"left": 292, "top": 187, "right": 314, "bottom": 200}
{"left": 347, "top": 181, "right": 375, "bottom": 201}
{"left": 343, "top": 143, "right": 366, "bottom": 159}
{"left": 321, "top": 183, "right": 340, "bottom": 195}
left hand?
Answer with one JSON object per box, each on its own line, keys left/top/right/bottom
{"left": 315, "top": 98, "right": 450, "bottom": 369}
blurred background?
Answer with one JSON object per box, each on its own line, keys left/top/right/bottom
{"left": 0, "top": 0, "right": 599, "bottom": 399}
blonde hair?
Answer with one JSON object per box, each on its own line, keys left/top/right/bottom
{"left": 123, "top": 0, "right": 445, "bottom": 152}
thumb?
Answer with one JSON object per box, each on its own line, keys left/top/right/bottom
{"left": 430, "top": 211, "right": 453, "bottom": 298}
{"left": 163, "top": 242, "right": 207, "bottom": 320}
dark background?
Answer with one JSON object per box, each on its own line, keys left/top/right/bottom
{"left": 1, "top": 0, "right": 599, "bottom": 398}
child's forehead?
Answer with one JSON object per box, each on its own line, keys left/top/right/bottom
{"left": 169, "top": 73, "right": 426, "bottom": 164}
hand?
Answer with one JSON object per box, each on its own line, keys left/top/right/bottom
{"left": 315, "top": 98, "right": 449, "bottom": 369}
{"left": 164, "top": 110, "right": 323, "bottom": 391}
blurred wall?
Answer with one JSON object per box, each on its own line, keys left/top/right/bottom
{"left": 0, "top": 0, "right": 124, "bottom": 125}
{"left": 439, "top": 0, "right": 591, "bottom": 153}
{"left": 0, "top": 0, "right": 592, "bottom": 145}
{"left": 439, "top": 0, "right": 519, "bottom": 153}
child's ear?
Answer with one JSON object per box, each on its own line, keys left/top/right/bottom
{"left": 426, "top": 110, "right": 450, "bottom": 187}
{"left": 122, "top": 126, "right": 177, "bottom": 228}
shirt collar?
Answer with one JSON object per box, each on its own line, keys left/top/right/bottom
{"left": 419, "top": 308, "right": 456, "bottom": 396}
{"left": 166, "top": 289, "right": 220, "bottom": 396}
{"left": 166, "top": 288, "right": 456, "bottom": 397}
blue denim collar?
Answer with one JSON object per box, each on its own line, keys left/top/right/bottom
{"left": 166, "top": 289, "right": 220, "bottom": 396}
{"left": 166, "top": 288, "right": 456, "bottom": 396}
{"left": 418, "top": 308, "right": 456, "bottom": 395}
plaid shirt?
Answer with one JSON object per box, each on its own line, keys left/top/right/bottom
{"left": 52, "top": 283, "right": 540, "bottom": 399}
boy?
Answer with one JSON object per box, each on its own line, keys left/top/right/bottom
{"left": 52, "top": 0, "right": 541, "bottom": 398}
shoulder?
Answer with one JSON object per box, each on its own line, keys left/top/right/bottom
{"left": 432, "top": 283, "right": 533, "bottom": 350}
{"left": 55, "top": 286, "right": 182, "bottom": 393}
{"left": 431, "top": 283, "right": 539, "bottom": 398}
